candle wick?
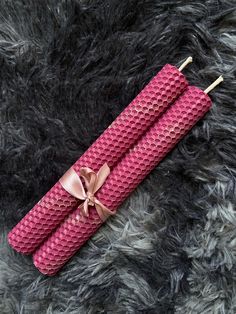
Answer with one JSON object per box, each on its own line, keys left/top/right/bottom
{"left": 178, "top": 56, "right": 193, "bottom": 71}
{"left": 204, "top": 76, "right": 224, "bottom": 94}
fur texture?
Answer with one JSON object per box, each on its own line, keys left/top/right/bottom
{"left": 0, "top": 0, "right": 236, "bottom": 313}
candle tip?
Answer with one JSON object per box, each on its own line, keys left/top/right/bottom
{"left": 178, "top": 56, "right": 193, "bottom": 71}
{"left": 204, "top": 76, "right": 224, "bottom": 94}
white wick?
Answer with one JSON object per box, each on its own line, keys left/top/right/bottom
{"left": 204, "top": 76, "right": 224, "bottom": 94}
{"left": 178, "top": 56, "right": 193, "bottom": 71}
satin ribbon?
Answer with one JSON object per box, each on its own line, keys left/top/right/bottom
{"left": 59, "top": 163, "right": 115, "bottom": 222}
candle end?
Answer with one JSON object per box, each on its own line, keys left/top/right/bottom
{"left": 178, "top": 56, "right": 193, "bottom": 71}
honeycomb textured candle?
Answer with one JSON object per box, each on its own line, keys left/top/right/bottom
{"left": 8, "top": 64, "right": 188, "bottom": 254}
{"left": 33, "top": 86, "right": 212, "bottom": 275}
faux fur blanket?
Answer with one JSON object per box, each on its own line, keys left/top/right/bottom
{"left": 0, "top": 1, "right": 236, "bottom": 313}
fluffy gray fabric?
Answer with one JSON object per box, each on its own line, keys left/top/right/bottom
{"left": 0, "top": 0, "right": 235, "bottom": 313}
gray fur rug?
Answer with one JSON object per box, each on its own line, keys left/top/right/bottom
{"left": 0, "top": 1, "right": 236, "bottom": 313}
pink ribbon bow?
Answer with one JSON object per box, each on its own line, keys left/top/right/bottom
{"left": 59, "top": 163, "right": 115, "bottom": 222}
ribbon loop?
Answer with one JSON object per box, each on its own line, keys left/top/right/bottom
{"left": 59, "top": 163, "right": 114, "bottom": 222}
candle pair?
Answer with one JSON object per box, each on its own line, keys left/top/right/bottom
{"left": 8, "top": 57, "right": 223, "bottom": 275}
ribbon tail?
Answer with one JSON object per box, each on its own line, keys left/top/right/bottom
{"left": 95, "top": 202, "right": 115, "bottom": 222}
{"left": 79, "top": 199, "right": 89, "bottom": 217}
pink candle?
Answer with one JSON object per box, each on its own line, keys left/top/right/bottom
{"left": 8, "top": 64, "right": 188, "bottom": 254}
{"left": 33, "top": 86, "right": 212, "bottom": 275}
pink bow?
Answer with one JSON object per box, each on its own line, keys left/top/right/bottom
{"left": 59, "top": 163, "right": 114, "bottom": 222}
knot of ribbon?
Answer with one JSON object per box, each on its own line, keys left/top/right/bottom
{"left": 59, "top": 163, "right": 115, "bottom": 222}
